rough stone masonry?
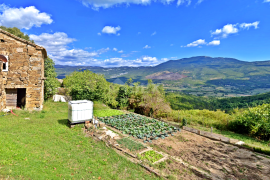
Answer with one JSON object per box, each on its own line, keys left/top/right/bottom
{"left": 0, "top": 28, "right": 47, "bottom": 111}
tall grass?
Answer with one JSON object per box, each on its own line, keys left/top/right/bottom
{"left": 169, "top": 109, "right": 234, "bottom": 130}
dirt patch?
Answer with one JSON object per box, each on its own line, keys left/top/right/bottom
{"left": 151, "top": 130, "right": 270, "bottom": 180}
{"left": 155, "top": 158, "right": 208, "bottom": 180}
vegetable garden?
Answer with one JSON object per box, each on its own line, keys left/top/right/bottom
{"left": 98, "top": 113, "right": 181, "bottom": 143}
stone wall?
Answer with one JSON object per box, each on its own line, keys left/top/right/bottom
{"left": 0, "top": 61, "right": 3, "bottom": 110}
{"left": 0, "top": 30, "right": 46, "bottom": 110}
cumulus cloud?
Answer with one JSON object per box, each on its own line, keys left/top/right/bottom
{"left": 101, "top": 26, "right": 121, "bottom": 35}
{"left": 79, "top": 0, "right": 194, "bottom": 10}
{"left": 208, "top": 40, "right": 220, "bottom": 46}
{"left": 0, "top": 4, "right": 52, "bottom": 30}
{"left": 183, "top": 39, "right": 220, "bottom": 47}
{"left": 264, "top": 0, "right": 270, "bottom": 2}
{"left": 118, "top": 50, "right": 124, "bottom": 53}
{"left": 211, "top": 24, "right": 238, "bottom": 38}
{"left": 197, "top": 0, "right": 204, "bottom": 4}
{"left": 240, "top": 21, "right": 260, "bottom": 29}
{"left": 151, "top": 31, "right": 156, "bottom": 36}
{"left": 143, "top": 45, "right": 151, "bottom": 49}
{"left": 30, "top": 32, "right": 109, "bottom": 65}
{"left": 186, "top": 39, "right": 206, "bottom": 47}
{"left": 211, "top": 21, "right": 259, "bottom": 39}
{"left": 113, "top": 48, "right": 118, "bottom": 51}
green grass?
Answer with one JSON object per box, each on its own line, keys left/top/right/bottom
{"left": 93, "top": 101, "right": 125, "bottom": 117}
{"left": 116, "top": 138, "right": 145, "bottom": 152}
{"left": 0, "top": 101, "right": 158, "bottom": 179}
{"left": 191, "top": 125, "right": 270, "bottom": 154}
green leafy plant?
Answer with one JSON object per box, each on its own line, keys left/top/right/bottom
{"left": 182, "top": 118, "right": 187, "bottom": 127}
{"left": 140, "top": 150, "right": 163, "bottom": 163}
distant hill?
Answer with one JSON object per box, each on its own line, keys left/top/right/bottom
{"left": 55, "top": 56, "right": 270, "bottom": 97}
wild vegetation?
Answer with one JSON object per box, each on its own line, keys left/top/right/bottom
{"left": 0, "top": 26, "right": 34, "bottom": 43}
{"left": 44, "top": 57, "right": 60, "bottom": 100}
{"left": 62, "top": 70, "right": 270, "bottom": 145}
{"left": 56, "top": 56, "right": 270, "bottom": 96}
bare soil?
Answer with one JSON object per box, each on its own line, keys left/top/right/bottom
{"left": 151, "top": 130, "right": 270, "bottom": 180}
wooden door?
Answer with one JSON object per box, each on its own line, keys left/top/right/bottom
{"left": 6, "top": 89, "right": 17, "bottom": 108}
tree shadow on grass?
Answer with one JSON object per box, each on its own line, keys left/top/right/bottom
{"left": 58, "top": 119, "right": 70, "bottom": 127}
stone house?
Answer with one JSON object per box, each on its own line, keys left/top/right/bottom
{"left": 0, "top": 28, "right": 47, "bottom": 111}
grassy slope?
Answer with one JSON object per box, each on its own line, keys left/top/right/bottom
{"left": 0, "top": 101, "right": 156, "bottom": 180}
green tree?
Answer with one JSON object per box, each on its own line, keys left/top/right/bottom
{"left": 44, "top": 57, "right": 59, "bottom": 100}
{"left": 0, "top": 26, "right": 34, "bottom": 43}
{"left": 63, "top": 70, "right": 118, "bottom": 106}
{"left": 116, "top": 85, "right": 131, "bottom": 109}
{"left": 126, "top": 78, "right": 133, "bottom": 86}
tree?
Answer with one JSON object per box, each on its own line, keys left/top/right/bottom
{"left": 0, "top": 26, "right": 34, "bottom": 43}
{"left": 44, "top": 57, "right": 59, "bottom": 100}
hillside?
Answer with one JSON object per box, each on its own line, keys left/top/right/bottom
{"left": 56, "top": 56, "right": 270, "bottom": 97}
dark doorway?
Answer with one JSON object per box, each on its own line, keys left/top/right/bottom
{"left": 17, "top": 88, "right": 26, "bottom": 108}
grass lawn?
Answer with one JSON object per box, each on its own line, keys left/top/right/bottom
{"left": 93, "top": 101, "right": 125, "bottom": 117}
{"left": 0, "top": 101, "right": 157, "bottom": 179}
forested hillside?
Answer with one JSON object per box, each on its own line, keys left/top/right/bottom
{"left": 56, "top": 56, "right": 270, "bottom": 96}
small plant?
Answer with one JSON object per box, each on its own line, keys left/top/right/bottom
{"left": 158, "top": 161, "right": 166, "bottom": 169}
{"left": 116, "top": 138, "right": 145, "bottom": 152}
{"left": 140, "top": 150, "right": 163, "bottom": 163}
{"left": 182, "top": 118, "right": 187, "bottom": 127}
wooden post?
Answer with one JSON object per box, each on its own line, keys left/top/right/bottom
{"left": 211, "top": 127, "right": 213, "bottom": 133}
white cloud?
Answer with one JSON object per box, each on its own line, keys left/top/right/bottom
{"left": 161, "top": 58, "right": 169, "bottom": 61}
{"left": 143, "top": 45, "right": 151, "bottom": 49}
{"left": 211, "top": 21, "right": 259, "bottom": 39}
{"left": 103, "top": 56, "right": 162, "bottom": 67}
{"left": 186, "top": 39, "right": 206, "bottom": 47}
{"left": 29, "top": 32, "right": 109, "bottom": 65}
{"left": 240, "top": 21, "right": 260, "bottom": 29}
{"left": 113, "top": 48, "right": 118, "bottom": 51}
{"left": 118, "top": 50, "right": 124, "bottom": 53}
{"left": 197, "top": 0, "right": 203, "bottom": 4}
{"left": 208, "top": 40, "right": 220, "bottom": 46}
{"left": 264, "top": 0, "right": 270, "bottom": 2}
{"left": 151, "top": 31, "right": 156, "bottom": 36}
{"left": 79, "top": 0, "right": 192, "bottom": 10}
{"left": 177, "top": 0, "right": 191, "bottom": 6}
{"left": 101, "top": 26, "right": 121, "bottom": 35}
{"left": 97, "top": 32, "right": 101, "bottom": 36}
{"left": 170, "top": 44, "right": 174, "bottom": 46}
{"left": 0, "top": 4, "right": 53, "bottom": 30}
{"left": 211, "top": 24, "right": 238, "bottom": 38}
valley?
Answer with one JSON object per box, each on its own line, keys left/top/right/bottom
{"left": 56, "top": 56, "right": 270, "bottom": 97}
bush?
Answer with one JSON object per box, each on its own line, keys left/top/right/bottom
{"left": 63, "top": 70, "right": 118, "bottom": 107}
{"left": 230, "top": 104, "right": 270, "bottom": 140}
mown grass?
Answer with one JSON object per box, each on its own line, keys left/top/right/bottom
{"left": 93, "top": 101, "right": 125, "bottom": 117}
{"left": 0, "top": 101, "right": 157, "bottom": 179}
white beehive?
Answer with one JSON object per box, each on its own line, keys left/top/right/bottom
{"left": 68, "top": 100, "right": 93, "bottom": 123}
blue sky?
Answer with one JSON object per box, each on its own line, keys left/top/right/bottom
{"left": 0, "top": 0, "right": 269, "bottom": 67}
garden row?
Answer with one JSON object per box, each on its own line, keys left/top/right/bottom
{"left": 98, "top": 113, "right": 181, "bottom": 143}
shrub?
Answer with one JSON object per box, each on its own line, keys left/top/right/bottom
{"left": 230, "top": 104, "right": 270, "bottom": 140}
